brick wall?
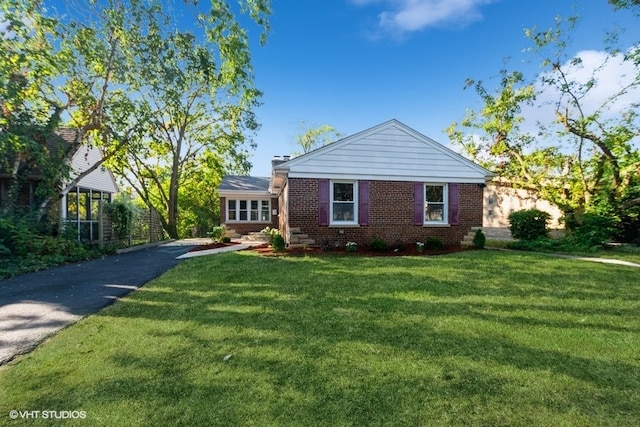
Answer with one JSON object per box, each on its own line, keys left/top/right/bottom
{"left": 287, "top": 178, "right": 483, "bottom": 247}
{"left": 220, "top": 196, "right": 278, "bottom": 235}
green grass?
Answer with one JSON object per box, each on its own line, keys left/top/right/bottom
{"left": 1, "top": 251, "right": 639, "bottom": 426}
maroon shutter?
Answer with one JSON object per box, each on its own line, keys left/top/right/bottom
{"left": 318, "top": 179, "right": 329, "bottom": 226}
{"left": 414, "top": 182, "right": 424, "bottom": 225}
{"left": 448, "top": 183, "right": 460, "bottom": 225}
{"left": 358, "top": 181, "right": 370, "bottom": 226}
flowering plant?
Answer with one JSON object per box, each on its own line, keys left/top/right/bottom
{"left": 416, "top": 242, "right": 424, "bottom": 253}
{"left": 345, "top": 241, "right": 357, "bottom": 252}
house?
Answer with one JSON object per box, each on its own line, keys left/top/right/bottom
{"left": 483, "top": 179, "right": 563, "bottom": 228}
{"left": 0, "top": 129, "right": 118, "bottom": 242}
{"left": 220, "top": 119, "right": 494, "bottom": 247}
{"left": 60, "top": 132, "right": 118, "bottom": 242}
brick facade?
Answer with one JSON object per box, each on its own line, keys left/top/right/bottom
{"left": 286, "top": 178, "right": 483, "bottom": 247}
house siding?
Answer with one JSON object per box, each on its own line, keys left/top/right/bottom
{"left": 284, "top": 122, "right": 489, "bottom": 183}
{"left": 69, "top": 145, "right": 118, "bottom": 193}
{"left": 287, "top": 178, "right": 482, "bottom": 247}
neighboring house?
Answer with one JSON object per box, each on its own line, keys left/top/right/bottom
{"left": 483, "top": 180, "right": 563, "bottom": 228}
{"left": 0, "top": 129, "right": 118, "bottom": 242}
{"left": 61, "top": 135, "right": 118, "bottom": 242}
{"left": 220, "top": 119, "right": 494, "bottom": 246}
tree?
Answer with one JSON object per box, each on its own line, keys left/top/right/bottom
{"left": 294, "top": 122, "right": 342, "bottom": 155}
{"left": 1, "top": 0, "right": 135, "bottom": 224}
{"left": 0, "top": 0, "right": 70, "bottom": 219}
{"left": 609, "top": 0, "right": 640, "bottom": 12}
{"left": 2, "top": 0, "right": 270, "bottom": 239}
{"left": 528, "top": 15, "right": 640, "bottom": 225}
{"left": 100, "top": 0, "right": 269, "bottom": 238}
{"left": 447, "top": 12, "right": 640, "bottom": 241}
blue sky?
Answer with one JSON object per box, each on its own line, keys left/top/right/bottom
{"left": 246, "top": 0, "right": 638, "bottom": 176}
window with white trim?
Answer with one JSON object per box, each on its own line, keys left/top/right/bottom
{"left": 331, "top": 181, "right": 357, "bottom": 224}
{"left": 425, "top": 184, "right": 448, "bottom": 224}
{"left": 227, "top": 199, "right": 271, "bottom": 222}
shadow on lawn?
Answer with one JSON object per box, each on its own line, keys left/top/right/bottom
{"left": 7, "top": 251, "right": 639, "bottom": 425}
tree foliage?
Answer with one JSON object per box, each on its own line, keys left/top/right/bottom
{"left": 0, "top": 0, "right": 70, "bottom": 219}
{"left": 1, "top": 0, "right": 271, "bottom": 239}
{"left": 98, "top": 0, "right": 270, "bottom": 238}
{"left": 294, "top": 122, "right": 342, "bottom": 155}
{"left": 447, "top": 9, "right": 640, "bottom": 242}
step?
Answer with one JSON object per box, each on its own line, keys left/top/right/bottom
{"left": 224, "top": 229, "right": 241, "bottom": 238}
{"left": 244, "top": 232, "right": 269, "bottom": 241}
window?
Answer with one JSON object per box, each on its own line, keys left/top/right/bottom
{"left": 67, "top": 190, "right": 79, "bottom": 220}
{"left": 425, "top": 184, "right": 447, "bottom": 223}
{"left": 227, "top": 200, "right": 236, "bottom": 220}
{"left": 261, "top": 200, "right": 270, "bottom": 221}
{"left": 331, "top": 181, "right": 357, "bottom": 224}
{"left": 227, "top": 199, "right": 271, "bottom": 222}
{"left": 64, "top": 188, "right": 111, "bottom": 242}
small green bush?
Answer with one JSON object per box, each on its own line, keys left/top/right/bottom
{"left": 508, "top": 209, "right": 550, "bottom": 241}
{"left": 472, "top": 229, "right": 486, "bottom": 249}
{"left": 261, "top": 227, "right": 280, "bottom": 246}
{"left": 369, "top": 237, "right": 388, "bottom": 252}
{"left": 425, "top": 236, "right": 443, "bottom": 250}
{"left": 208, "top": 225, "right": 226, "bottom": 243}
{"left": 222, "top": 236, "right": 232, "bottom": 243}
{"left": 272, "top": 234, "right": 286, "bottom": 252}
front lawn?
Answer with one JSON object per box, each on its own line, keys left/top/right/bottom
{"left": 1, "top": 250, "right": 638, "bottom": 426}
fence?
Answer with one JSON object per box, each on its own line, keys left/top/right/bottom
{"left": 100, "top": 204, "right": 166, "bottom": 248}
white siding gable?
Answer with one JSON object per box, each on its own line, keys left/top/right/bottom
{"left": 67, "top": 145, "right": 118, "bottom": 193}
{"left": 280, "top": 119, "right": 492, "bottom": 183}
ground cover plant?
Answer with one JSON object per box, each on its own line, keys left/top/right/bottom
{"left": 1, "top": 250, "right": 638, "bottom": 425}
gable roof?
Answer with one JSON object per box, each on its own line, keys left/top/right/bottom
{"left": 0, "top": 129, "right": 118, "bottom": 193}
{"left": 274, "top": 119, "right": 494, "bottom": 183}
{"left": 219, "top": 175, "right": 271, "bottom": 196}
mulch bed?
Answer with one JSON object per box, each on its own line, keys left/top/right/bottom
{"left": 248, "top": 243, "right": 474, "bottom": 257}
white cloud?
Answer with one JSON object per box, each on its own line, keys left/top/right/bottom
{"left": 522, "top": 49, "right": 640, "bottom": 134}
{"left": 351, "top": 0, "right": 497, "bottom": 37}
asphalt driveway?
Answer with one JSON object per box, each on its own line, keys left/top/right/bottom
{"left": 0, "top": 241, "right": 195, "bottom": 365}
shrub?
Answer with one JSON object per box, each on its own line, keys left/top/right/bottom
{"left": 369, "top": 237, "right": 388, "bottom": 252}
{"left": 425, "top": 236, "right": 443, "bottom": 250}
{"left": 208, "top": 225, "right": 226, "bottom": 243}
{"left": 272, "top": 233, "right": 286, "bottom": 252}
{"left": 222, "top": 236, "right": 232, "bottom": 243}
{"left": 345, "top": 241, "right": 357, "bottom": 253}
{"left": 261, "top": 227, "right": 280, "bottom": 246}
{"left": 472, "top": 229, "right": 486, "bottom": 249}
{"left": 570, "top": 213, "right": 617, "bottom": 248}
{"left": 506, "top": 236, "right": 596, "bottom": 253}
{"left": 508, "top": 209, "right": 550, "bottom": 241}
{"left": 107, "top": 201, "right": 134, "bottom": 240}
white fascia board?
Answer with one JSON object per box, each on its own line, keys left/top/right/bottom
{"left": 218, "top": 190, "right": 273, "bottom": 198}
{"left": 286, "top": 171, "right": 488, "bottom": 184}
